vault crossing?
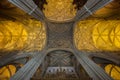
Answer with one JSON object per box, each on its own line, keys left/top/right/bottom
{"left": 1, "top": 0, "right": 114, "bottom": 80}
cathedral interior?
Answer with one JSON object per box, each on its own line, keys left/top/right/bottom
{"left": 0, "top": 0, "right": 120, "bottom": 80}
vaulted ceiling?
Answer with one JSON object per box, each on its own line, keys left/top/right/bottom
{"left": 0, "top": 0, "right": 120, "bottom": 51}
{"left": 0, "top": 0, "right": 120, "bottom": 20}
{"left": 0, "top": 0, "right": 120, "bottom": 80}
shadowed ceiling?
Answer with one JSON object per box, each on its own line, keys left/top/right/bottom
{"left": 0, "top": 0, "right": 120, "bottom": 80}
{"left": 0, "top": 0, "right": 120, "bottom": 52}
{"left": 0, "top": 0, "right": 120, "bottom": 21}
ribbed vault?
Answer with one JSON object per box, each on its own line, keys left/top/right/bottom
{"left": 0, "top": 0, "right": 120, "bottom": 80}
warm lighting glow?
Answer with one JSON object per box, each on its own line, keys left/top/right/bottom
{"left": 43, "top": 0, "right": 76, "bottom": 21}
{"left": 74, "top": 20, "right": 99, "bottom": 51}
{"left": 105, "top": 64, "right": 120, "bottom": 80}
{"left": 93, "top": 0, "right": 120, "bottom": 18}
{"left": 74, "top": 20, "right": 120, "bottom": 51}
{"left": 92, "top": 21, "right": 120, "bottom": 51}
{"left": 0, "top": 65, "right": 16, "bottom": 80}
{"left": 0, "top": 20, "right": 46, "bottom": 52}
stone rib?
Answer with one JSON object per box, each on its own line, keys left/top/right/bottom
{"left": 8, "top": 0, "right": 44, "bottom": 21}
{"left": 75, "top": 0, "right": 113, "bottom": 21}
{"left": 10, "top": 52, "right": 46, "bottom": 80}
{"left": 74, "top": 51, "right": 113, "bottom": 80}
